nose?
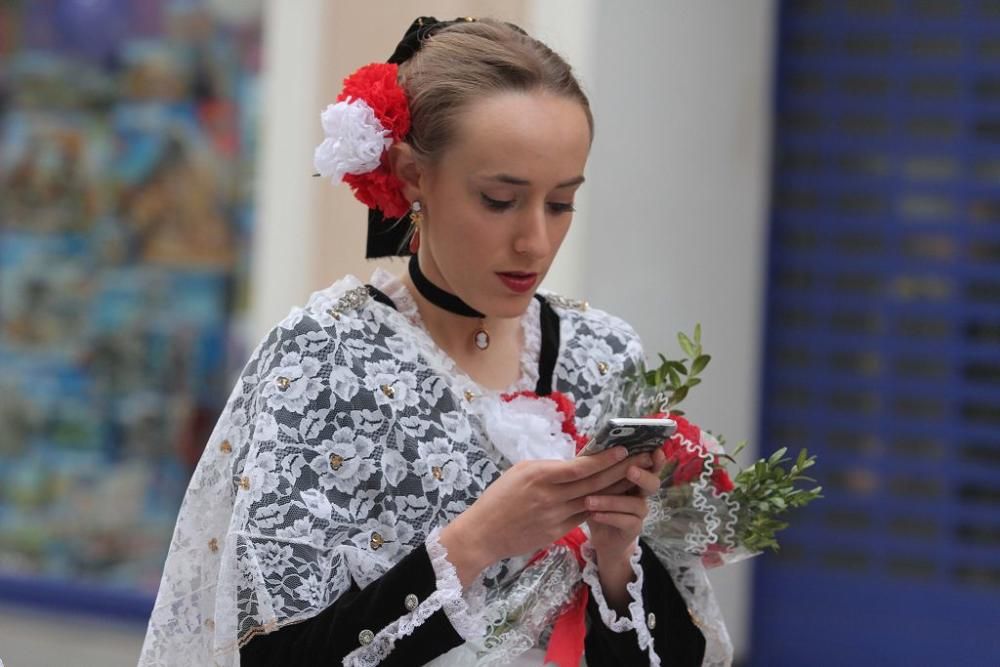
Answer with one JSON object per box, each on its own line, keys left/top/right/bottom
{"left": 512, "top": 204, "right": 550, "bottom": 258}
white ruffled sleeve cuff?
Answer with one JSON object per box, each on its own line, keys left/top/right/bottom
{"left": 425, "top": 526, "right": 488, "bottom": 641}
{"left": 581, "top": 540, "right": 661, "bottom": 667}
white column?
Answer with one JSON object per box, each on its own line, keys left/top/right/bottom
{"left": 527, "top": 0, "right": 598, "bottom": 298}
{"left": 533, "top": 1, "right": 778, "bottom": 660}
{"left": 250, "top": 0, "right": 328, "bottom": 343}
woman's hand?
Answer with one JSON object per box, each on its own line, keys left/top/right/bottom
{"left": 439, "top": 446, "right": 639, "bottom": 587}
{"left": 585, "top": 447, "right": 667, "bottom": 611}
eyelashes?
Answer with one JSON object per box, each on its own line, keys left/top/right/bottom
{"left": 481, "top": 193, "right": 514, "bottom": 211}
{"left": 480, "top": 194, "right": 576, "bottom": 215}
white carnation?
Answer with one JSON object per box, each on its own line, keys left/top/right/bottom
{"left": 313, "top": 99, "right": 392, "bottom": 183}
{"left": 477, "top": 395, "right": 576, "bottom": 464}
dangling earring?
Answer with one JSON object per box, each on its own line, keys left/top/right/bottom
{"left": 408, "top": 201, "right": 422, "bottom": 253}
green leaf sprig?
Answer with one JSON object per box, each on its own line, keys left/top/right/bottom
{"left": 629, "top": 324, "right": 823, "bottom": 555}
{"left": 730, "top": 447, "right": 823, "bottom": 552}
{"left": 642, "top": 324, "right": 711, "bottom": 413}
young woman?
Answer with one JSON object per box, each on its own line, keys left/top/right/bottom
{"left": 140, "top": 17, "right": 716, "bottom": 667}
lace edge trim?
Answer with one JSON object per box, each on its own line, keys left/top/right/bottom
{"left": 341, "top": 529, "right": 487, "bottom": 667}
{"left": 425, "top": 526, "right": 488, "bottom": 640}
{"left": 581, "top": 540, "right": 662, "bottom": 667}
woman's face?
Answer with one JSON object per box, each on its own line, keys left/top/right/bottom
{"left": 415, "top": 91, "right": 591, "bottom": 319}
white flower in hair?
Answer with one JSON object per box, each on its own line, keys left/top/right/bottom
{"left": 313, "top": 98, "right": 393, "bottom": 183}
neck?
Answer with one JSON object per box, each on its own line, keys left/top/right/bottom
{"left": 408, "top": 254, "right": 484, "bottom": 318}
{"left": 400, "top": 277, "right": 520, "bottom": 353}
{"left": 400, "top": 258, "right": 523, "bottom": 384}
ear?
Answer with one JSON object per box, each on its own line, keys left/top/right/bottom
{"left": 387, "top": 142, "right": 424, "bottom": 204}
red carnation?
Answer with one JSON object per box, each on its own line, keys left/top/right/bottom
{"left": 669, "top": 413, "right": 702, "bottom": 446}
{"left": 711, "top": 466, "right": 735, "bottom": 494}
{"left": 337, "top": 63, "right": 410, "bottom": 139}
{"left": 654, "top": 412, "right": 709, "bottom": 485}
{"left": 342, "top": 163, "right": 410, "bottom": 218}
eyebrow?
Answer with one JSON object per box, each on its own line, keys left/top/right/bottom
{"left": 483, "top": 173, "right": 586, "bottom": 188}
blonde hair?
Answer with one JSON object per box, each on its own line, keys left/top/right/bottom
{"left": 398, "top": 18, "right": 593, "bottom": 161}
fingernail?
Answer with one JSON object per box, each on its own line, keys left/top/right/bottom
{"left": 629, "top": 468, "right": 641, "bottom": 482}
{"left": 615, "top": 447, "right": 628, "bottom": 461}
{"left": 587, "top": 496, "right": 598, "bottom": 510}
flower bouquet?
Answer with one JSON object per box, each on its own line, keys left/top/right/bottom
{"left": 619, "top": 325, "right": 823, "bottom": 568}
{"left": 468, "top": 331, "right": 822, "bottom": 666}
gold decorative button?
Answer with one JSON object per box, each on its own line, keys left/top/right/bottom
{"left": 276, "top": 376, "right": 291, "bottom": 390}
{"left": 432, "top": 466, "right": 443, "bottom": 481}
{"left": 208, "top": 538, "right": 219, "bottom": 553}
{"left": 647, "top": 612, "right": 657, "bottom": 630}
{"left": 464, "top": 390, "right": 475, "bottom": 402}
{"left": 358, "top": 629, "right": 375, "bottom": 645}
{"left": 329, "top": 454, "right": 344, "bottom": 471}
{"left": 404, "top": 593, "right": 419, "bottom": 611}
{"left": 369, "top": 532, "right": 384, "bottom": 550}
{"left": 597, "top": 361, "right": 609, "bottom": 376}
{"left": 239, "top": 476, "right": 250, "bottom": 491}
{"left": 380, "top": 384, "right": 395, "bottom": 399}
{"left": 220, "top": 440, "right": 232, "bottom": 454}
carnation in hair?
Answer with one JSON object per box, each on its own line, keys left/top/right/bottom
{"left": 336, "top": 63, "right": 410, "bottom": 139}
{"left": 343, "top": 163, "right": 410, "bottom": 219}
{"left": 313, "top": 100, "right": 392, "bottom": 183}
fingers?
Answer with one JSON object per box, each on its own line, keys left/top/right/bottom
{"left": 558, "top": 510, "right": 591, "bottom": 536}
{"left": 650, "top": 448, "right": 667, "bottom": 474}
{"left": 586, "top": 493, "right": 649, "bottom": 533}
{"left": 551, "top": 446, "right": 628, "bottom": 483}
{"left": 588, "top": 511, "right": 645, "bottom": 533}
{"left": 627, "top": 465, "right": 663, "bottom": 497}
{"left": 562, "top": 453, "right": 653, "bottom": 500}
{"left": 595, "top": 454, "right": 661, "bottom": 496}
{"left": 585, "top": 494, "right": 649, "bottom": 518}
{"left": 601, "top": 478, "right": 638, "bottom": 495}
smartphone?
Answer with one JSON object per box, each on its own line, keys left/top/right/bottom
{"left": 577, "top": 417, "right": 677, "bottom": 457}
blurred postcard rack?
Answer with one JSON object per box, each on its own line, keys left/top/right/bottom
{"left": 0, "top": 0, "right": 260, "bottom": 620}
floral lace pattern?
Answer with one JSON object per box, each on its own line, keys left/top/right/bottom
{"left": 138, "top": 270, "right": 726, "bottom": 667}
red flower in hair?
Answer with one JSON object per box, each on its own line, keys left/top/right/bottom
{"left": 315, "top": 62, "right": 412, "bottom": 217}
{"left": 337, "top": 63, "right": 410, "bottom": 139}
{"left": 343, "top": 163, "right": 410, "bottom": 219}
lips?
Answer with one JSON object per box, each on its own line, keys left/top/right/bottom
{"left": 497, "top": 271, "right": 538, "bottom": 293}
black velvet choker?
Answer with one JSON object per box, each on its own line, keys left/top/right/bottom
{"left": 408, "top": 255, "right": 484, "bottom": 317}
{"left": 408, "top": 255, "right": 491, "bottom": 350}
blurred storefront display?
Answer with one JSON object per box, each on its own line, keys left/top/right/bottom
{"left": 0, "top": 0, "right": 261, "bottom": 616}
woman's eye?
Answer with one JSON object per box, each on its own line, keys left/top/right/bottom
{"left": 548, "top": 202, "right": 576, "bottom": 214}
{"left": 481, "top": 193, "right": 515, "bottom": 211}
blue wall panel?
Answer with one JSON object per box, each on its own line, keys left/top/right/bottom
{"left": 752, "top": 1, "right": 1000, "bottom": 664}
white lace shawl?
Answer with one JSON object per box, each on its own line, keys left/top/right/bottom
{"left": 137, "top": 269, "right": 731, "bottom": 666}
